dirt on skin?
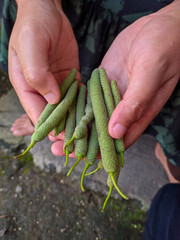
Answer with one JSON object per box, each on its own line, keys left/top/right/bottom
{"left": 0, "top": 149, "right": 147, "bottom": 240}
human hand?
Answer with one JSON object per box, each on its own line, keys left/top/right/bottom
{"left": 9, "top": 0, "right": 80, "bottom": 125}
{"left": 100, "top": 0, "right": 180, "bottom": 149}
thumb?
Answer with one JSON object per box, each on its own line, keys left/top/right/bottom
{"left": 108, "top": 68, "right": 161, "bottom": 139}
{"left": 16, "top": 32, "right": 60, "bottom": 104}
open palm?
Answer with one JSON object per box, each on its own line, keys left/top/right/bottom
{"left": 100, "top": 3, "right": 180, "bottom": 149}
{"left": 9, "top": 0, "right": 80, "bottom": 124}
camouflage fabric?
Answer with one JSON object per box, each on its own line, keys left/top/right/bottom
{"left": 0, "top": 0, "right": 17, "bottom": 73}
{"left": 146, "top": 81, "right": 180, "bottom": 166}
{"left": 1, "top": 0, "right": 179, "bottom": 166}
{"left": 62, "top": 0, "right": 174, "bottom": 83}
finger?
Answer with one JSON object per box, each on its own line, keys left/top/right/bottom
{"left": 51, "top": 140, "right": 76, "bottom": 158}
{"left": 48, "top": 129, "right": 65, "bottom": 140}
{"left": 13, "top": 29, "right": 60, "bottom": 104}
{"left": 8, "top": 47, "right": 47, "bottom": 124}
{"left": 108, "top": 57, "right": 165, "bottom": 139}
{"left": 56, "top": 130, "right": 65, "bottom": 139}
{"left": 123, "top": 75, "right": 179, "bottom": 149}
{"left": 48, "top": 135, "right": 59, "bottom": 142}
{"left": 51, "top": 140, "right": 65, "bottom": 156}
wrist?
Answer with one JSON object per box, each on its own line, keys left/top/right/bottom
{"left": 16, "top": 0, "right": 61, "bottom": 8}
{"left": 16, "top": 0, "right": 63, "bottom": 18}
{"left": 155, "top": 0, "right": 180, "bottom": 21}
{"left": 172, "top": 0, "right": 180, "bottom": 7}
{"left": 16, "top": 0, "right": 54, "bottom": 3}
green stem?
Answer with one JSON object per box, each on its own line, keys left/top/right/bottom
{"left": 101, "top": 186, "right": 113, "bottom": 212}
{"left": 64, "top": 136, "right": 76, "bottom": 151}
{"left": 65, "top": 151, "right": 70, "bottom": 167}
{"left": 14, "top": 140, "right": 36, "bottom": 159}
{"left": 80, "top": 163, "right": 90, "bottom": 192}
{"left": 109, "top": 172, "right": 128, "bottom": 200}
{"left": 67, "top": 154, "right": 83, "bottom": 176}
{"left": 121, "top": 151, "right": 124, "bottom": 167}
{"left": 85, "top": 167, "right": 100, "bottom": 176}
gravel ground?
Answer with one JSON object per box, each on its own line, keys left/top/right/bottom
{"left": 0, "top": 150, "right": 147, "bottom": 240}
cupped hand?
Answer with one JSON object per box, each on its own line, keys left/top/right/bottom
{"left": 9, "top": 0, "right": 80, "bottom": 125}
{"left": 100, "top": 1, "right": 180, "bottom": 149}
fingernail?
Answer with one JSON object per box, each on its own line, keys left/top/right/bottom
{"left": 44, "top": 92, "right": 57, "bottom": 104}
{"left": 112, "top": 123, "right": 127, "bottom": 139}
{"left": 13, "top": 130, "right": 19, "bottom": 136}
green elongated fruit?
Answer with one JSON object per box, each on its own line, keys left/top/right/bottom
{"left": 90, "top": 69, "right": 128, "bottom": 205}
{"left": 67, "top": 85, "right": 88, "bottom": 176}
{"left": 65, "top": 80, "right": 94, "bottom": 148}
{"left": 90, "top": 69, "right": 117, "bottom": 172}
{"left": 84, "top": 121, "right": 99, "bottom": 166}
{"left": 100, "top": 69, "right": 125, "bottom": 164}
{"left": 35, "top": 68, "right": 77, "bottom": 131}
{"left": 100, "top": 70, "right": 123, "bottom": 167}
{"left": 63, "top": 98, "right": 76, "bottom": 166}
{"left": 99, "top": 68, "right": 127, "bottom": 210}
{"left": 111, "top": 80, "right": 125, "bottom": 166}
{"left": 14, "top": 80, "right": 78, "bottom": 159}
{"left": 73, "top": 81, "right": 94, "bottom": 139}
{"left": 81, "top": 120, "right": 99, "bottom": 191}
{"left": 99, "top": 68, "right": 115, "bottom": 118}
{"left": 110, "top": 80, "right": 121, "bottom": 106}
{"left": 54, "top": 113, "right": 67, "bottom": 137}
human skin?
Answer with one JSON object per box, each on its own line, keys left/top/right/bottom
{"left": 51, "top": 0, "right": 180, "bottom": 156}
{"left": 8, "top": 0, "right": 80, "bottom": 125}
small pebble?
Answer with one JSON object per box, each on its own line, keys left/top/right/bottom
{"left": 60, "top": 179, "right": 64, "bottom": 184}
{"left": 0, "top": 229, "right": 6, "bottom": 237}
{"left": 15, "top": 185, "right": 22, "bottom": 193}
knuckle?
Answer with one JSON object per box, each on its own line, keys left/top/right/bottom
{"left": 127, "top": 100, "right": 148, "bottom": 122}
{"left": 24, "top": 67, "right": 46, "bottom": 88}
{"left": 19, "top": 24, "right": 37, "bottom": 39}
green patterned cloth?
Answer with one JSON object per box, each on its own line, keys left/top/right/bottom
{"left": 1, "top": 0, "right": 179, "bottom": 166}
{"left": 0, "top": 0, "right": 17, "bottom": 73}
{"left": 146, "top": 82, "right": 180, "bottom": 166}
